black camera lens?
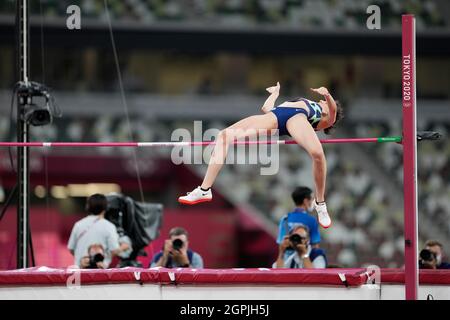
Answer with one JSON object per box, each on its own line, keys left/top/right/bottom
{"left": 36, "top": 111, "right": 47, "bottom": 121}
{"left": 92, "top": 253, "right": 105, "bottom": 263}
{"left": 420, "top": 249, "right": 435, "bottom": 262}
{"left": 172, "top": 239, "right": 184, "bottom": 250}
{"left": 289, "top": 234, "right": 303, "bottom": 246}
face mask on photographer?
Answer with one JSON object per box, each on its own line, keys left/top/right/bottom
{"left": 426, "top": 245, "right": 443, "bottom": 266}
{"left": 436, "top": 253, "right": 442, "bottom": 265}
{"left": 307, "top": 197, "right": 314, "bottom": 212}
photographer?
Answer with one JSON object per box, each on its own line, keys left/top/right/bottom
{"left": 150, "top": 227, "right": 203, "bottom": 268}
{"left": 274, "top": 225, "right": 327, "bottom": 269}
{"left": 277, "top": 187, "right": 321, "bottom": 250}
{"left": 67, "top": 194, "right": 130, "bottom": 268}
{"left": 79, "top": 244, "right": 106, "bottom": 269}
{"left": 420, "top": 240, "right": 450, "bottom": 269}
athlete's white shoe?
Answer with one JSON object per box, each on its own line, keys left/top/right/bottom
{"left": 313, "top": 200, "right": 332, "bottom": 228}
{"left": 178, "top": 186, "right": 212, "bottom": 205}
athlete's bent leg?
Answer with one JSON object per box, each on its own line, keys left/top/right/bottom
{"left": 201, "top": 113, "right": 277, "bottom": 189}
{"left": 179, "top": 113, "right": 277, "bottom": 205}
{"left": 286, "top": 115, "right": 331, "bottom": 228}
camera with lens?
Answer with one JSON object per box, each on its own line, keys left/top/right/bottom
{"left": 288, "top": 233, "right": 306, "bottom": 249}
{"left": 88, "top": 253, "right": 105, "bottom": 269}
{"left": 17, "top": 81, "right": 61, "bottom": 127}
{"left": 105, "top": 193, "right": 164, "bottom": 268}
{"left": 172, "top": 239, "right": 184, "bottom": 251}
{"left": 419, "top": 249, "right": 436, "bottom": 269}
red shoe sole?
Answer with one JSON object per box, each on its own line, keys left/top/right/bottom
{"left": 178, "top": 198, "right": 212, "bottom": 205}
{"left": 319, "top": 221, "right": 332, "bottom": 229}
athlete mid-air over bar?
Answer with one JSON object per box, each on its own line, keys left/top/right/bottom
{"left": 179, "top": 82, "right": 344, "bottom": 229}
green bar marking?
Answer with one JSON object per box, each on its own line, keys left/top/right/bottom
{"left": 377, "top": 136, "right": 402, "bottom": 143}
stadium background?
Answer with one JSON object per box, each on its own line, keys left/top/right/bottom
{"left": 0, "top": 0, "right": 449, "bottom": 269}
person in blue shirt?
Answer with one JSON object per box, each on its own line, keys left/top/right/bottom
{"left": 150, "top": 227, "right": 204, "bottom": 269}
{"left": 274, "top": 225, "right": 327, "bottom": 269}
{"left": 277, "top": 186, "right": 321, "bottom": 251}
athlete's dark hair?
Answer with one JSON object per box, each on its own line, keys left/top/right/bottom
{"left": 291, "top": 186, "right": 313, "bottom": 206}
{"left": 324, "top": 100, "right": 344, "bottom": 135}
{"left": 86, "top": 193, "right": 108, "bottom": 215}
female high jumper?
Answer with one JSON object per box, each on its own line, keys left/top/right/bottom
{"left": 178, "top": 82, "right": 343, "bottom": 228}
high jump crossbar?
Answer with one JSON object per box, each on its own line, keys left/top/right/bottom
{"left": 0, "top": 136, "right": 401, "bottom": 148}
{"left": 0, "top": 132, "right": 440, "bottom": 148}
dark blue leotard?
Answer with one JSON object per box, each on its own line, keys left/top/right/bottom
{"left": 270, "top": 98, "right": 322, "bottom": 136}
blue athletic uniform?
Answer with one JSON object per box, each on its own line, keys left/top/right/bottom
{"left": 271, "top": 98, "right": 322, "bottom": 136}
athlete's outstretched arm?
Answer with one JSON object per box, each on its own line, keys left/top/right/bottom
{"left": 261, "top": 82, "right": 280, "bottom": 113}
{"left": 311, "top": 87, "right": 337, "bottom": 125}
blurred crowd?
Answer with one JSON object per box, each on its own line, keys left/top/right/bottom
{"left": 0, "top": 0, "right": 448, "bottom": 29}
{"left": 354, "top": 120, "right": 450, "bottom": 237}
{"left": 215, "top": 134, "right": 405, "bottom": 267}
{"left": 216, "top": 118, "right": 450, "bottom": 267}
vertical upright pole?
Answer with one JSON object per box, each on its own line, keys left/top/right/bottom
{"left": 17, "top": 0, "right": 30, "bottom": 268}
{"left": 402, "top": 14, "right": 418, "bottom": 300}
